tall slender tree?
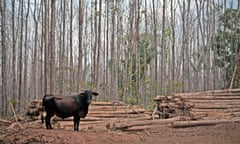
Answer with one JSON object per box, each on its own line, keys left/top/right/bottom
{"left": 44, "top": 0, "right": 49, "bottom": 94}
{"left": 50, "top": 0, "right": 56, "bottom": 94}
{"left": 11, "top": 0, "right": 17, "bottom": 105}
{"left": 78, "top": 0, "right": 83, "bottom": 91}
{"left": 70, "top": 0, "right": 74, "bottom": 93}
{"left": 135, "top": 0, "right": 141, "bottom": 104}
{"left": 96, "top": 0, "right": 102, "bottom": 91}
{"left": 18, "top": 0, "right": 24, "bottom": 111}
{"left": 152, "top": 0, "right": 158, "bottom": 96}
{"left": 1, "top": 0, "right": 7, "bottom": 115}
{"left": 23, "top": 0, "right": 30, "bottom": 106}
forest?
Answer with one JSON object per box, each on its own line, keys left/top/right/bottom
{"left": 0, "top": 0, "right": 240, "bottom": 117}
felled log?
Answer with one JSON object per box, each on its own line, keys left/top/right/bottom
{"left": 87, "top": 113, "right": 148, "bottom": 118}
{"left": 108, "top": 117, "right": 180, "bottom": 131}
{"left": 91, "top": 101, "right": 128, "bottom": 106}
{"left": 0, "top": 118, "right": 12, "bottom": 125}
{"left": 190, "top": 107, "right": 240, "bottom": 112}
{"left": 88, "top": 109, "right": 145, "bottom": 114}
{"left": 187, "top": 103, "right": 240, "bottom": 109}
{"left": 7, "top": 122, "right": 24, "bottom": 130}
{"left": 170, "top": 118, "right": 240, "bottom": 128}
{"left": 185, "top": 99, "right": 240, "bottom": 103}
{"left": 173, "top": 88, "right": 240, "bottom": 96}
{"left": 89, "top": 105, "right": 140, "bottom": 111}
{"left": 153, "top": 95, "right": 168, "bottom": 101}
{"left": 174, "top": 95, "right": 240, "bottom": 100}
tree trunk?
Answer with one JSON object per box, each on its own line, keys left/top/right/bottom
{"left": 32, "top": 0, "right": 37, "bottom": 99}
{"left": 170, "top": 0, "right": 176, "bottom": 93}
{"left": 59, "top": 0, "right": 66, "bottom": 95}
{"left": 23, "top": 0, "right": 30, "bottom": 109}
{"left": 161, "top": 0, "right": 166, "bottom": 94}
{"left": 104, "top": 1, "right": 110, "bottom": 100}
{"left": 142, "top": 0, "right": 148, "bottom": 107}
{"left": 1, "top": 0, "right": 8, "bottom": 116}
{"left": 50, "top": 0, "right": 56, "bottom": 94}
{"left": 11, "top": 0, "right": 17, "bottom": 106}
{"left": 152, "top": 0, "right": 158, "bottom": 96}
{"left": 18, "top": 0, "right": 24, "bottom": 111}
{"left": 96, "top": 0, "right": 102, "bottom": 91}
{"left": 78, "top": 0, "right": 83, "bottom": 91}
{"left": 110, "top": 1, "right": 116, "bottom": 100}
{"left": 70, "top": 0, "right": 73, "bottom": 93}
{"left": 44, "top": 0, "right": 49, "bottom": 94}
{"left": 135, "top": 0, "right": 141, "bottom": 104}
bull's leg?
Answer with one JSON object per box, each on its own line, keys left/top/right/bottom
{"left": 45, "top": 112, "right": 53, "bottom": 129}
{"left": 73, "top": 116, "right": 80, "bottom": 131}
{"left": 76, "top": 118, "right": 80, "bottom": 131}
{"left": 73, "top": 116, "right": 77, "bottom": 131}
{"left": 46, "top": 115, "right": 51, "bottom": 129}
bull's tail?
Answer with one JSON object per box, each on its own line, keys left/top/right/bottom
{"left": 41, "top": 94, "right": 54, "bottom": 124}
{"left": 41, "top": 96, "right": 46, "bottom": 124}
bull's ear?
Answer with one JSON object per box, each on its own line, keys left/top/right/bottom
{"left": 92, "top": 92, "right": 99, "bottom": 96}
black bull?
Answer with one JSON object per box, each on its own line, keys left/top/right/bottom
{"left": 42, "top": 90, "right": 99, "bottom": 131}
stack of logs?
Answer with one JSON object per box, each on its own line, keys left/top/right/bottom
{"left": 173, "top": 89, "right": 240, "bottom": 119}
{"left": 152, "top": 89, "right": 240, "bottom": 120}
{"left": 57, "top": 101, "right": 151, "bottom": 130}
{"left": 27, "top": 100, "right": 151, "bottom": 130}
{"left": 27, "top": 100, "right": 43, "bottom": 120}
{"left": 27, "top": 89, "right": 240, "bottom": 130}
{"left": 152, "top": 96, "right": 179, "bottom": 119}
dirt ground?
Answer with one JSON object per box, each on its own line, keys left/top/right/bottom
{"left": 0, "top": 119, "right": 240, "bottom": 144}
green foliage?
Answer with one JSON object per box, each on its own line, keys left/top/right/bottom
{"left": 124, "top": 96, "right": 137, "bottom": 105}
{"left": 164, "top": 27, "right": 173, "bottom": 41}
{"left": 212, "top": 8, "right": 240, "bottom": 88}
{"left": 145, "top": 101, "right": 155, "bottom": 110}
{"left": 7, "top": 98, "right": 19, "bottom": 105}
{"left": 81, "top": 81, "right": 94, "bottom": 90}
{"left": 165, "top": 81, "right": 183, "bottom": 94}
{"left": 118, "top": 33, "right": 154, "bottom": 105}
{"left": 131, "top": 33, "right": 153, "bottom": 82}
{"left": 99, "top": 82, "right": 106, "bottom": 91}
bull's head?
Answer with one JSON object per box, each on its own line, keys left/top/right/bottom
{"left": 85, "top": 90, "right": 99, "bottom": 104}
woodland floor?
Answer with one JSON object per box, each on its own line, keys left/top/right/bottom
{"left": 0, "top": 119, "right": 240, "bottom": 144}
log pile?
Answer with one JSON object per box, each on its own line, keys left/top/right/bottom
{"left": 173, "top": 89, "right": 240, "bottom": 120}
{"left": 26, "top": 100, "right": 151, "bottom": 130}
{"left": 26, "top": 100, "right": 43, "bottom": 120}
{"left": 152, "top": 95, "right": 187, "bottom": 120}
{"left": 58, "top": 101, "right": 152, "bottom": 130}
{"left": 27, "top": 89, "right": 240, "bottom": 130}
{"left": 153, "top": 89, "right": 240, "bottom": 120}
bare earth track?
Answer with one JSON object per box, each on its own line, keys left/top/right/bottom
{"left": 0, "top": 120, "right": 240, "bottom": 144}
